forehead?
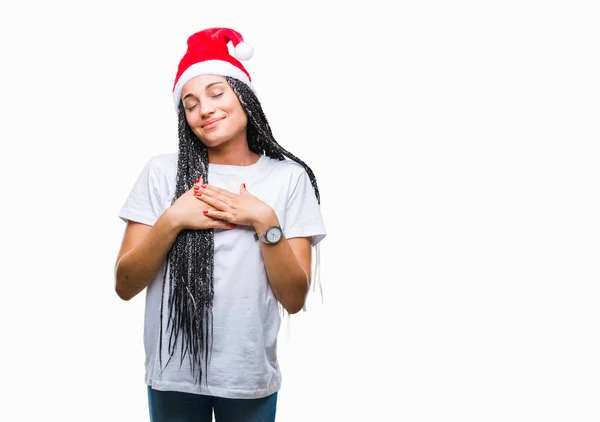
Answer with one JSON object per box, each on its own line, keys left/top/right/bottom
{"left": 182, "top": 74, "right": 228, "bottom": 95}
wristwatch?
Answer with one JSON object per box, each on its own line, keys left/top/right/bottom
{"left": 254, "top": 226, "right": 283, "bottom": 244}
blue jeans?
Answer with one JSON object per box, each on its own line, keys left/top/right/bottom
{"left": 147, "top": 386, "right": 278, "bottom": 422}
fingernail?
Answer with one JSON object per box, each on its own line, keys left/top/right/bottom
{"left": 196, "top": 177, "right": 201, "bottom": 183}
{"left": 203, "top": 210, "right": 208, "bottom": 214}
{"left": 201, "top": 184, "right": 206, "bottom": 188}
{"left": 197, "top": 193, "right": 202, "bottom": 196}
{"left": 193, "top": 186, "right": 199, "bottom": 191}
{"left": 230, "top": 224, "right": 236, "bottom": 228}
{"left": 243, "top": 183, "right": 246, "bottom": 188}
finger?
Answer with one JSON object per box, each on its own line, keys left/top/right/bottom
{"left": 195, "top": 189, "right": 230, "bottom": 210}
{"left": 189, "top": 178, "right": 204, "bottom": 194}
{"left": 190, "top": 177, "right": 204, "bottom": 191}
{"left": 203, "top": 209, "right": 231, "bottom": 222}
{"left": 213, "top": 221, "right": 237, "bottom": 230}
{"left": 202, "top": 184, "right": 236, "bottom": 199}
{"left": 240, "top": 182, "right": 252, "bottom": 195}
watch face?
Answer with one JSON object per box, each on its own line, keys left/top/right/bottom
{"left": 266, "top": 227, "right": 282, "bottom": 243}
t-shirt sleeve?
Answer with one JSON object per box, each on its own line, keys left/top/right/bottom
{"left": 283, "top": 169, "right": 326, "bottom": 246}
{"left": 118, "top": 157, "right": 164, "bottom": 227}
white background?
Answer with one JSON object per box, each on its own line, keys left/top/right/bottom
{"left": 1, "top": 1, "right": 599, "bottom": 421}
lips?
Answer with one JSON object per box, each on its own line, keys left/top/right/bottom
{"left": 202, "top": 117, "right": 225, "bottom": 129}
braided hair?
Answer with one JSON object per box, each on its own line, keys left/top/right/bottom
{"left": 159, "top": 76, "right": 321, "bottom": 384}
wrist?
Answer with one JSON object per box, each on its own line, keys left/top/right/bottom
{"left": 162, "top": 207, "right": 185, "bottom": 232}
{"left": 252, "top": 208, "right": 279, "bottom": 234}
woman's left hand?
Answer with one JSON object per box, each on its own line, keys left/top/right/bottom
{"left": 193, "top": 182, "right": 274, "bottom": 227}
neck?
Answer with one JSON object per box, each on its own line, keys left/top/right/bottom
{"left": 207, "top": 132, "right": 260, "bottom": 166}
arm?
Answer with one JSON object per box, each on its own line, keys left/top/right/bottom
{"left": 194, "top": 183, "right": 313, "bottom": 314}
{"left": 115, "top": 185, "right": 234, "bottom": 301}
{"left": 254, "top": 213, "right": 312, "bottom": 314}
{"left": 114, "top": 210, "right": 181, "bottom": 301}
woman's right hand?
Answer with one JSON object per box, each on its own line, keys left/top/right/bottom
{"left": 167, "top": 186, "right": 236, "bottom": 231}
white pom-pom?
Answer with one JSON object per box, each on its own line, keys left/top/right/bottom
{"left": 234, "top": 42, "right": 254, "bottom": 61}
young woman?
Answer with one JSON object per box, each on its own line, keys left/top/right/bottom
{"left": 115, "top": 27, "right": 326, "bottom": 421}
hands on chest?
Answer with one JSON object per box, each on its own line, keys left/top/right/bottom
{"left": 193, "top": 179, "right": 277, "bottom": 230}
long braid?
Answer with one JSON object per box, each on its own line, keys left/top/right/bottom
{"left": 226, "top": 76, "right": 324, "bottom": 301}
{"left": 225, "top": 76, "right": 321, "bottom": 204}
{"left": 159, "top": 106, "right": 214, "bottom": 384}
{"left": 159, "top": 76, "right": 322, "bottom": 384}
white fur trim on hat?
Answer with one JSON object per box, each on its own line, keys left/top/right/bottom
{"left": 173, "top": 60, "right": 255, "bottom": 110}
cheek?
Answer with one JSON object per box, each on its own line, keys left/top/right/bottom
{"left": 233, "top": 108, "right": 248, "bottom": 128}
{"left": 185, "top": 115, "right": 207, "bottom": 141}
{"left": 185, "top": 113, "right": 200, "bottom": 128}
{"left": 231, "top": 114, "right": 247, "bottom": 134}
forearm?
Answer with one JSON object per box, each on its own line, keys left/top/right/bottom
{"left": 255, "top": 218, "right": 309, "bottom": 314}
{"left": 115, "top": 210, "right": 181, "bottom": 301}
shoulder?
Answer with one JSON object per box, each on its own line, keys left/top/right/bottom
{"left": 263, "top": 156, "right": 307, "bottom": 179}
{"left": 146, "top": 153, "right": 178, "bottom": 171}
{"left": 143, "top": 153, "right": 178, "bottom": 180}
{"left": 261, "top": 156, "right": 318, "bottom": 202}
{"left": 135, "top": 153, "right": 178, "bottom": 198}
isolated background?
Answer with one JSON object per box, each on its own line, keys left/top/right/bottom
{"left": 1, "top": 1, "right": 598, "bottom": 421}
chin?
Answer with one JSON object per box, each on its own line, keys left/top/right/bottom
{"left": 193, "top": 129, "right": 221, "bottom": 143}
{"left": 198, "top": 128, "right": 245, "bottom": 147}
{"left": 198, "top": 135, "right": 231, "bottom": 149}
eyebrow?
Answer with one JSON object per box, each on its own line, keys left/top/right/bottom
{"left": 205, "top": 81, "right": 224, "bottom": 89}
{"left": 182, "top": 82, "right": 224, "bottom": 101}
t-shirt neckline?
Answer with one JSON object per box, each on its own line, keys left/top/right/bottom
{"left": 208, "top": 154, "right": 267, "bottom": 174}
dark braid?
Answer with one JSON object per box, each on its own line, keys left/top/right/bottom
{"left": 159, "top": 106, "right": 214, "bottom": 384}
{"left": 225, "top": 76, "right": 320, "bottom": 204}
{"left": 159, "top": 76, "right": 321, "bottom": 384}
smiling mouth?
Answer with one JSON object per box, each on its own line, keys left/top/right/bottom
{"left": 202, "top": 118, "right": 224, "bottom": 129}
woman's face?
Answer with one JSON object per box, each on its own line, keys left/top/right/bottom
{"left": 181, "top": 74, "right": 248, "bottom": 148}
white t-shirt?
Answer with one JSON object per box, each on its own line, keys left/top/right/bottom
{"left": 118, "top": 153, "right": 326, "bottom": 399}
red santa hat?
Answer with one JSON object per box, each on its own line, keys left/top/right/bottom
{"left": 172, "top": 27, "right": 254, "bottom": 110}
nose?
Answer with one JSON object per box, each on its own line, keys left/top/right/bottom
{"left": 199, "top": 100, "right": 215, "bottom": 118}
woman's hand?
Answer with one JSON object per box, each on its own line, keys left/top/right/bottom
{"left": 193, "top": 182, "right": 275, "bottom": 228}
{"left": 167, "top": 182, "right": 236, "bottom": 231}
